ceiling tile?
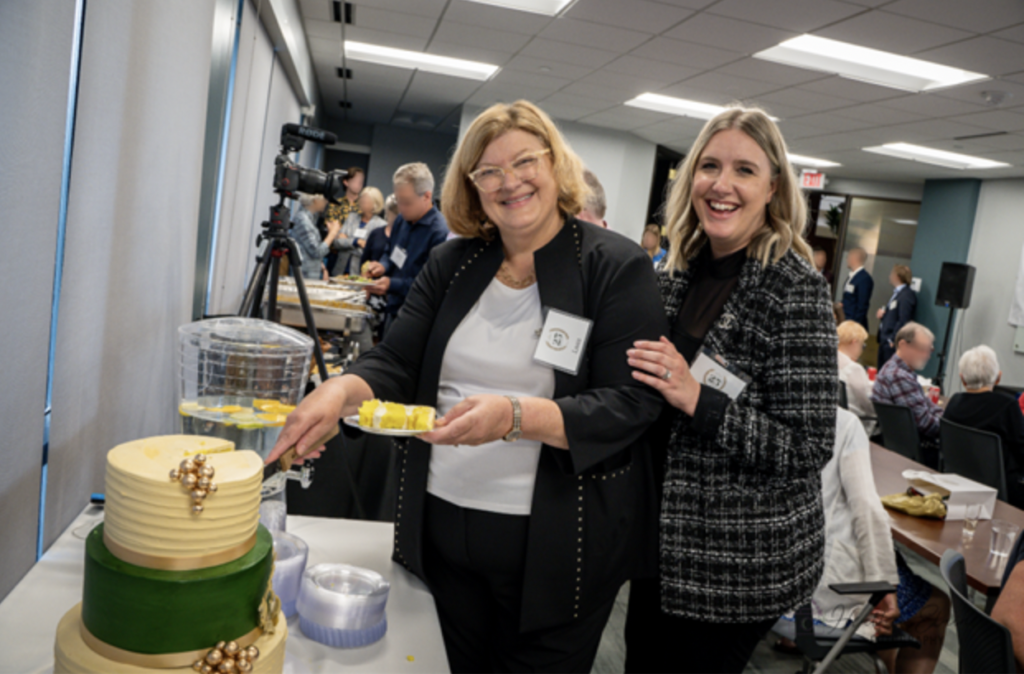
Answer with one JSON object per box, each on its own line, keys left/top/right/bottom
{"left": 350, "top": 0, "right": 448, "bottom": 19}
{"left": 831, "top": 103, "right": 928, "bottom": 126}
{"left": 715, "top": 58, "right": 830, "bottom": 87}
{"left": 526, "top": 38, "right": 621, "bottom": 68}
{"left": 876, "top": 93, "right": 987, "bottom": 117}
{"left": 932, "top": 78, "right": 1024, "bottom": 108}
{"left": 783, "top": 111, "right": 877, "bottom": 133}
{"left": 538, "top": 17, "right": 653, "bottom": 53}
{"left": 945, "top": 109, "right": 1024, "bottom": 132}
{"left": 425, "top": 40, "right": 515, "bottom": 64}
{"left": 883, "top": 0, "right": 1024, "bottom": 34}
{"left": 305, "top": 18, "right": 343, "bottom": 40}
{"left": 757, "top": 86, "right": 856, "bottom": 114}
{"left": 630, "top": 37, "right": 744, "bottom": 70}
{"left": 539, "top": 91, "right": 616, "bottom": 114}
{"left": 884, "top": 118, "right": 991, "bottom": 140}
{"left": 655, "top": 82, "right": 754, "bottom": 106}
{"left": 576, "top": 106, "right": 675, "bottom": 131}
{"left": 443, "top": 0, "right": 553, "bottom": 35}
{"left": 298, "top": 0, "right": 332, "bottom": 23}
{"left": 676, "top": 71, "right": 784, "bottom": 99}
{"left": 796, "top": 76, "right": 907, "bottom": 104}
{"left": 992, "top": 23, "right": 1024, "bottom": 45}
{"left": 706, "top": 0, "right": 864, "bottom": 33}
{"left": 489, "top": 68, "right": 571, "bottom": 92}
{"left": 664, "top": 14, "right": 799, "bottom": 54}
{"left": 502, "top": 54, "right": 597, "bottom": 80}
{"left": 466, "top": 82, "right": 560, "bottom": 106}
{"left": 648, "top": 0, "right": 719, "bottom": 9}
{"left": 335, "top": 23, "right": 429, "bottom": 50}
{"left": 578, "top": 70, "right": 683, "bottom": 96}
{"left": 775, "top": 119, "right": 834, "bottom": 140}
{"left": 814, "top": 11, "right": 973, "bottom": 55}
{"left": 602, "top": 55, "right": 701, "bottom": 85}
{"left": 351, "top": 5, "right": 437, "bottom": 37}
{"left": 915, "top": 37, "right": 1024, "bottom": 77}
{"left": 561, "top": 80, "right": 644, "bottom": 101}
{"left": 564, "top": 0, "right": 693, "bottom": 34}
{"left": 432, "top": 20, "right": 534, "bottom": 54}
{"left": 308, "top": 35, "right": 342, "bottom": 58}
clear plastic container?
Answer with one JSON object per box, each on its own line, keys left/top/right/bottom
{"left": 177, "top": 317, "right": 314, "bottom": 461}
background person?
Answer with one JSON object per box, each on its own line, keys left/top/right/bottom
{"left": 992, "top": 536, "right": 1024, "bottom": 671}
{"left": 871, "top": 322, "right": 942, "bottom": 468}
{"left": 625, "top": 107, "right": 837, "bottom": 674}
{"left": 877, "top": 264, "right": 917, "bottom": 369}
{"left": 364, "top": 163, "right": 448, "bottom": 334}
{"left": 641, "top": 224, "right": 665, "bottom": 267}
{"left": 361, "top": 193, "right": 400, "bottom": 342}
{"left": 842, "top": 247, "right": 874, "bottom": 331}
{"left": 322, "top": 167, "right": 365, "bottom": 272}
{"left": 332, "top": 186, "right": 386, "bottom": 276}
{"left": 267, "top": 100, "right": 667, "bottom": 673}
{"left": 944, "top": 345, "right": 1024, "bottom": 507}
{"left": 813, "top": 246, "right": 833, "bottom": 284}
{"left": 838, "top": 320, "right": 877, "bottom": 436}
{"left": 577, "top": 168, "right": 608, "bottom": 229}
{"left": 293, "top": 192, "right": 341, "bottom": 280}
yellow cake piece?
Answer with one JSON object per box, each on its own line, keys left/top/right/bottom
{"left": 359, "top": 400, "right": 382, "bottom": 427}
{"left": 408, "top": 406, "right": 436, "bottom": 432}
{"left": 256, "top": 413, "right": 287, "bottom": 427}
{"left": 379, "top": 403, "right": 408, "bottom": 429}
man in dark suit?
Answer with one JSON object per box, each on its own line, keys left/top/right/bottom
{"left": 877, "top": 264, "right": 917, "bottom": 369}
{"left": 842, "top": 247, "right": 874, "bottom": 331}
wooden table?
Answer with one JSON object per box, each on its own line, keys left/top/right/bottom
{"left": 871, "top": 442, "right": 1024, "bottom": 610}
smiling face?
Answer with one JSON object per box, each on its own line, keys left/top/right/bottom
{"left": 474, "top": 129, "right": 561, "bottom": 239}
{"left": 691, "top": 128, "right": 777, "bottom": 258}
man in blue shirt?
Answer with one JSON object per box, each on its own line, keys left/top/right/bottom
{"left": 365, "top": 163, "right": 449, "bottom": 333}
{"left": 842, "top": 247, "right": 874, "bottom": 331}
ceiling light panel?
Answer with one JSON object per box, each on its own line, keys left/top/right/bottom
{"left": 754, "top": 35, "right": 988, "bottom": 92}
{"left": 862, "top": 143, "right": 1010, "bottom": 169}
{"left": 344, "top": 41, "right": 499, "bottom": 81}
{"left": 463, "top": 0, "right": 575, "bottom": 16}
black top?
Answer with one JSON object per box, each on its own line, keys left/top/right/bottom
{"left": 944, "top": 390, "right": 1024, "bottom": 476}
{"left": 345, "top": 217, "right": 668, "bottom": 632}
{"left": 671, "top": 246, "right": 747, "bottom": 362}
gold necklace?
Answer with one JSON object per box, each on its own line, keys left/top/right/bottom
{"left": 496, "top": 261, "right": 536, "bottom": 289}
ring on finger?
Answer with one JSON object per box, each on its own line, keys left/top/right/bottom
{"left": 661, "top": 368, "right": 672, "bottom": 381}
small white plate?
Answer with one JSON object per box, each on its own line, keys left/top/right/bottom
{"left": 343, "top": 415, "right": 428, "bottom": 437}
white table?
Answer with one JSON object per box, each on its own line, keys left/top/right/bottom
{"left": 0, "top": 507, "right": 449, "bottom": 673}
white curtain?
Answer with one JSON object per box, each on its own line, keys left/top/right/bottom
{"left": 0, "top": 0, "right": 78, "bottom": 601}
{"left": 45, "top": 0, "right": 218, "bottom": 548}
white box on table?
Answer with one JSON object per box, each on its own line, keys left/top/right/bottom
{"left": 902, "top": 470, "right": 998, "bottom": 520}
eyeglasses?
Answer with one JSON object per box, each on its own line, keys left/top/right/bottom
{"left": 468, "top": 148, "right": 551, "bottom": 193}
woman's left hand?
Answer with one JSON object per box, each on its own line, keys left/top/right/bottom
{"left": 629, "top": 337, "right": 701, "bottom": 415}
{"left": 419, "top": 394, "right": 513, "bottom": 446}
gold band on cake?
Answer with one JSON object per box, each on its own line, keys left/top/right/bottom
{"left": 78, "top": 621, "right": 262, "bottom": 669}
{"left": 103, "top": 530, "right": 257, "bottom": 571}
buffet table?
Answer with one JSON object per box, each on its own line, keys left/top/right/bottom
{"left": 0, "top": 507, "right": 449, "bottom": 673}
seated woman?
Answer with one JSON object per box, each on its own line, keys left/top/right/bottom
{"left": 780, "top": 408, "right": 950, "bottom": 674}
{"left": 838, "top": 320, "right": 877, "bottom": 436}
{"left": 944, "top": 345, "right": 1024, "bottom": 508}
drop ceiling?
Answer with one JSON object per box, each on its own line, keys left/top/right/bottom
{"left": 299, "top": 0, "right": 1024, "bottom": 181}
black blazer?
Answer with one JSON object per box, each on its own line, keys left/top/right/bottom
{"left": 879, "top": 285, "right": 916, "bottom": 346}
{"left": 345, "top": 217, "right": 668, "bottom": 632}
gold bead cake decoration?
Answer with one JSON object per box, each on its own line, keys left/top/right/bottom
{"left": 169, "top": 454, "right": 218, "bottom": 514}
{"left": 191, "top": 641, "right": 260, "bottom": 673}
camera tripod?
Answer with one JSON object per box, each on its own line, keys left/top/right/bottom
{"left": 238, "top": 197, "right": 329, "bottom": 383}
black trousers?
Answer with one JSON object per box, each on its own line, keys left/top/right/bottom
{"left": 624, "top": 577, "right": 776, "bottom": 674}
{"left": 422, "top": 494, "right": 616, "bottom": 673}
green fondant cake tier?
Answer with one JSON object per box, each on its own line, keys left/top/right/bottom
{"left": 82, "top": 523, "right": 272, "bottom": 655}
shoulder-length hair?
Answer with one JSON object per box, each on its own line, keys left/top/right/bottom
{"left": 442, "top": 100, "right": 589, "bottom": 239}
{"left": 664, "top": 107, "right": 812, "bottom": 271}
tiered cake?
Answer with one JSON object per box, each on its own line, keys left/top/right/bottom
{"left": 54, "top": 435, "right": 287, "bottom": 673}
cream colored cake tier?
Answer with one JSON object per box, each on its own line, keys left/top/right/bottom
{"left": 54, "top": 604, "right": 286, "bottom": 674}
{"left": 103, "top": 435, "right": 263, "bottom": 564}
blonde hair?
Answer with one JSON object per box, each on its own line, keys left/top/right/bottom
{"left": 384, "top": 193, "right": 399, "bottom": 215}
{"left": 837, "top": 320, "right": 868, "bottom": 346}
{"left": 441, "top": 100, "right": 589, "bottom": 239}
{"left": 359, "top": 186, "right": 384, "bottom": 214}
{"left": 664, "top": 107, "right": 811, "bottom": 271}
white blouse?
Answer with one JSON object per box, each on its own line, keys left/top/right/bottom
{"left": 839, "top": 350, "right": 877, "bottom": 437}
{"left": 427, "top": 278, "right": 556, "bottom": 516}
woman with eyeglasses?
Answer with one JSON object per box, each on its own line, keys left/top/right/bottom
{"left": 266, "top": 100, "right": 667, "bottom": 672}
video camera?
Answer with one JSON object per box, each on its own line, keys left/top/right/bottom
{"left": 272, "top": 123, "right": 348, "bottom": 203}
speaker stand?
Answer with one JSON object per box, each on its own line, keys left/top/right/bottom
{"left": 934, "top": 306, "right": 957, "bottom": 392}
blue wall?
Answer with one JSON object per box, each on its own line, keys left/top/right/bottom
{"left": 909, "top": 178, "right": 981, "bottom": 379}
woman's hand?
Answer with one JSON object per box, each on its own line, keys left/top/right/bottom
{"left": 419, "top": 395, "right": 513, "bottom": 446}
{"left": 265, "top": 379, "right": 348, "bottom": 465}
{"left": 870, "top": 593, "right": 900, "bottom": 637}
{"left": 628, "top": 337, "right": 701, "bottom": 416}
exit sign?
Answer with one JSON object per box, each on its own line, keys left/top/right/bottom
{"left": 800, "top": 170, "right": 826, "bottom": 189}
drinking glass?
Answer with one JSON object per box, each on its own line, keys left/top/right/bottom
{"left": 990, "top": 519, "right": 1020, "bottom": 557}
{"left": 962, "top": 503, "right": 981, "bottom": 539}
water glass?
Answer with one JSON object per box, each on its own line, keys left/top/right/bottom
{"left": 962, "top": 503, "right": 982, "bottom": 539}
{"left": 990, "top": 519, "right": 1020, "bottom": 557}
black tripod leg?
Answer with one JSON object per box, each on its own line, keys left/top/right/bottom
{"left": 268, "top": 248, "right": 280, "bottom": 321}
{"left": 285, "top": 246, "right": 330, "bottom": 383}
{"left": 239, "top": 244, "right": 273, "bottom": 318}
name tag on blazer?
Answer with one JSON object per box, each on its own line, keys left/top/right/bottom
{"left": 391, "top": 246, "right": 408, "bottom": 269}
{"left": 889, "top": 299, "right": 898, "bottom": 310}
{"left": 691, "top": 348, "right": 751, "bottom": 401}
{"left": 534, "top": 308, "right": 592, "bottom": 375}
{"left": 844, "top": 283, "right": 856, "bottom": 294}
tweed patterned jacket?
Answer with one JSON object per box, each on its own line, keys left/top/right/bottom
{"left": 657, "top": 247, "right": 838, "bottom": 623}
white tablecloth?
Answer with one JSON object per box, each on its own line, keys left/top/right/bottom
{"left": 0, "top": 507, "right": 449, "bottom": 673}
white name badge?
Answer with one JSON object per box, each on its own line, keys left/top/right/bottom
{"left": 844, "top": 283, "right": 855, "bottom": 294}
{"left": 391, "top": 246, "right": 408, "bottom": 269}
{"left": 356, "top": 227, "right": 369, "bottom": 240}
{"left": 889, "top": 300, "right": 897, "bottom": 310}
{"left": 533, "top": 308, "right": 592, "bottom": 375}
{"left": 691, "top": 348, "right": 751, "bottom": 401}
